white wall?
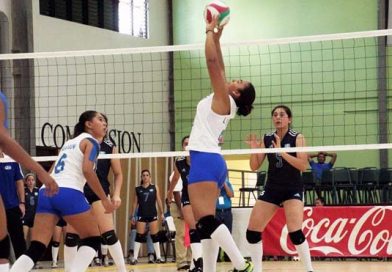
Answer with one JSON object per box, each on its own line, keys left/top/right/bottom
{"left": 30, "top": 0, "right": 172, "bottom": 152}
{"left": 31, "top": 0, "right": 170, "bottom": 52}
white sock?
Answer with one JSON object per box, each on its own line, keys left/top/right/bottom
{"left": 108, "top": 241, "right": 127, "bottom": 272}
{"left": 68, "top": 246, "right": 96, "bottom": 272}
{"left": 52, "top": 246, "right": 59, "bottom": 263}
{"left": 9, "top": 255, "right": 34, "bottom": 272}
{"left": 101, "top": 244, "right": 108, "bottom": 256}
{"left": 210, "top": 224, "right": 246, "bottom": 270}
{"left": 133, "top": 242, "right": 141, "bottom": 260}
{"left": 190, "top": 242, "right": 202, "bottom": 260}
{"left": 64, "top": 245, "right": 78, "bottom": 272}
{"left": 153, "top": 242, "right": 161, "bottom": 259}
{"left": 248, "top": 241, "right": 263, "bottom": 272}
{"left": 0, "top": 262, "right": 9, "bottom": 272}
{"left": 201, "top": 239, "right": 219, "bottom": 272}
{"left": 295, "top": 240, "right": 313, "bottom": 272}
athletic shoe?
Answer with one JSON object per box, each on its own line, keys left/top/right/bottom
{"left": 51, "top": 261, "right": 58, "bottom": 268}
{"left": 129, "top": 258, "right": 138, "bottom": 265}
{"left": 148, "top": 253, "right": 155, "bottom": 263}
{"left": 188, "top": 258, "right": 202, "bottom": 272}
{"left": 93, "top": 257, "right": 102, "bottom": 266}
{"left": 155, "top": 258, "right": 165, "bottom": 263}
{"left": 231, "top": 260, "right": 253, "bottom": 272}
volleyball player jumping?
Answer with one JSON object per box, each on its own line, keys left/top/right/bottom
{"left": 186, "top": 15, "right": 255, "bottom": 272}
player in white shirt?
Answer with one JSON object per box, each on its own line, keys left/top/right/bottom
{"left": 10, "top": 110, "right": 115, "bottom": 272}
{"left": 187, "top": 16, "right": 256, "bottom": 272}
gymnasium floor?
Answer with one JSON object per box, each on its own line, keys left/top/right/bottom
{"left": 31, "top": 260, "right": 390, "bottom": 272}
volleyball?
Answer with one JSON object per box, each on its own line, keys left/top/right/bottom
{"left": 204, "top": 0, "right": 230, "bottom": 27}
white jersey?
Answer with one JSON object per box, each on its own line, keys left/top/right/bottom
{"left": 187, "top": 94, "right": 237, "bottom": 153}
{"left": 49, "top": 133, "right": 99, "bottom": 192}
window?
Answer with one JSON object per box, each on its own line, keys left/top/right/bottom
{"left": 119, "top": 0, "right": 149, "bottom": 38}
{"left": 39, "top": 0, "right": 149, "bottom": 39}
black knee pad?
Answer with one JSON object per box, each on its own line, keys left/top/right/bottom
{"left": 52, "top": 241, "right": 60, "bottom": 248}
{"left": 80, "top": 236, "right": 101, "bottom": 252}
{"left": 65, "top": 233, "right": 80, "bottom": 247}
{"left": 246, "top": 230, "right": 262, "bottom": 244}
{"left": 101, "top": 230, "right": 118, "bottom": 246}
{"left": 135, "top": 233, "right": 145, "bottom": 243}
{"left": 196, "top": 215, "right": 221, "bottom": 240}
{"left": 0, "top": 235, "right": 10, "bottom": 259}
{"left": 189, "top": 229, "right": 201, "bottom": 243}
{"left": 289, "top": 229, "right": 305, "bottom": 245}
{"left": 25, "top": 241, "right": 47, "bottom": 263}
{"left": 151, "top": 233, "right": 159, "bottom": 243}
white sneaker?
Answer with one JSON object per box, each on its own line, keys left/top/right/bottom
{"left": 51, "top": 261, "right": 58, "bottom": 268}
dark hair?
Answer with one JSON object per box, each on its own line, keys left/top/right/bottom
{"left": 271, "top": 105, "right": 292, "bottom": 118}
{"left": 181, "top": 135, "right": 190, "bottom": 146}
{"left": 235, "top": 82, "right": 256, "bottom": 116}
{"left": 73, "top": 110, "right": 98, "bottom": 138}
{"left": 140, "top": 169, "right": 151, "bottom": 185}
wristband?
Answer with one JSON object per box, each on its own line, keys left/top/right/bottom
{"left": 205, "top": 29, "right": 213, "bottom": 34}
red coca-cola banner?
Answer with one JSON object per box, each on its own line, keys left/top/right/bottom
{"left": 263, "top": 206, "right": 392, "bottom": 257}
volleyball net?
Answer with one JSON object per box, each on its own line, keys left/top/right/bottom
{"left": 0, "top": 29, "right": 391, "bottom": 164}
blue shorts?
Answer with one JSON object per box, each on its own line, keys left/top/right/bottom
{"left": 36, "top": 187, "right": 90, "bottom": 217}
{"left": 188, "top": 151, "right": 227, "bottom": 188}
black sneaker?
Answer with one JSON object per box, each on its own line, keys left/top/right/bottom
{"left": 189, "top": 257, "right": 203, "bottom": 272}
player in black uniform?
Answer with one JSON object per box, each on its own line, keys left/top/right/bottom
{"left": 63, "top": 114, "right": 126, "bottom": 272}
{"left": 22, "top": 174, "right": 39, "bottom": 243}
{"left": 167, "top": 136, "right": 202, "bottom": 272}
{"left": 245, "top": 105, "right": 314, "bottom": 272}
{"left": 129, "top": 169, "right": 164, "bottom": 265}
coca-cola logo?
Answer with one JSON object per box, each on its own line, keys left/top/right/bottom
{"left": 278, "top": 206, "right": 392, "bottom": 256}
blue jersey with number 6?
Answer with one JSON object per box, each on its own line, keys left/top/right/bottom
{"left": 49, "top": 132, "right": 100, "bottom": 192}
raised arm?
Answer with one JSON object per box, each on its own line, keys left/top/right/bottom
{"left": 246, "top": 134, "right": 266, "bottom": 171}
{"left": 327, "top": 152, "right": 337, "bottom": 166}
{"left": 205, "top": 16, "right": 230, "bottom": 115}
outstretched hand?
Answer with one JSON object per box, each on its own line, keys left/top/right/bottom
{"left": 206, "top": 14, "right": 224, "bottom": 39}
{"left": 245, "top": 134, "right": 262, "bottom": 149}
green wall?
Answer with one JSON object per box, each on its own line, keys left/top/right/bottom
{"left": 172, "top": 0, "right": 392, "bottom": 168}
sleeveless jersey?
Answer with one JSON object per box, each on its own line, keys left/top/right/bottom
{"left": 175, "top": 156, "right": 190, "bottom": 194}
{"left": 187, "top": 94, "right": 237, "bottom": 153}
{"left": 136, "top": 184, "right": 157, "bottom": 217}
{"left": 24, "top": 187, "right": 39, "bottom": 219}
{"left": 264, "top": 129, "right": 303, "bottom": 190}
{"left": 50, "top": 133, "right": 100, "bottom": 192}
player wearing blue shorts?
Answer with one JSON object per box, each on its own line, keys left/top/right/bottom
{"left": 167, "top": 135, "right": 203, "bottom": 272}
{"left": 63, "top": 114, "right": 126, "bottom": 271}
{"left": 245, "top": 105, "right": 314, "bottom": 272}
{"left": 10, "top": 110, "right": 115, "bottom": 272}
{"left": 186, "top": 16, "right": 255, "bottom": 272}
{"left": 0, "top": 92, "right": 57, "bottom": 272}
